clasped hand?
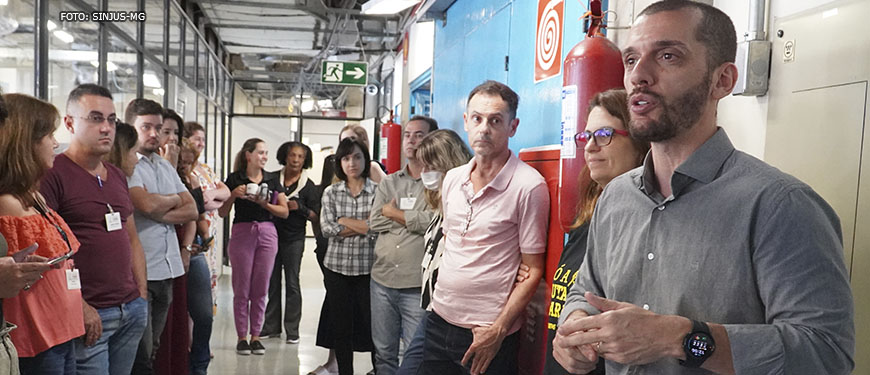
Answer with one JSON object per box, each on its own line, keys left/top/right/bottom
{"left": 553, "top": 292, "right": 686, "bottom": 372}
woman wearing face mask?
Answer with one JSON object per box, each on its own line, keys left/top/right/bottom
{"left": 396, "top": 129, "right": 472, "bottom": 375}
{"left": 0, "top": 94, "right": 82, "bottom": 374}
{"left": 318, "top": 138, "right": 378, "bottom": 375}
{"left": 219, "top": 138, "right": 289, "bottom": 356}
{"left": 544, "top": 89, "right": 649, "bottom": 375}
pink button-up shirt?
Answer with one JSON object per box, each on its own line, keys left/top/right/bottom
{"left": 432, "top": 152, "right": 549, "bottom": 332}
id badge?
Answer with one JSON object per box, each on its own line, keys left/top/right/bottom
{"left": 105, "top": 212, "right": 122, "bottom": 232}
{"left": 66, "top": 269, "right": 82, "bottom": 290}
{"left": 400, "top": 197, "right": 417, "bottom": 210}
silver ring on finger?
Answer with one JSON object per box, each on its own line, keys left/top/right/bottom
{"left": 23, "top": 283, "right": 31, "bottom": 290}
{"left": 596, "top": 341, "right": 602, "bottom": 353}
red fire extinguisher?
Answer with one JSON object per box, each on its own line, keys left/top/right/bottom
{"left": 558, "top": 0, "right": 624, "bottom": 233}
{"left": 380, "top": 110, "right": 402, "bottom": 174}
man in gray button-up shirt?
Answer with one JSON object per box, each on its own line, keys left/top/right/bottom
{"left": 125, "top": 98, "right": 198, "bottom": 375}
{"left": 369, "top": 115, "right": 436, "bottom": 375}
{"left": 553, "top": 2, "right": 854, "bottom": 374}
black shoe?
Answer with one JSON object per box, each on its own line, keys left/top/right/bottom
{"left": 250, "top": 340, "right": 266, "bottom": 355}
{"left": 260, "top": 330, "right": 280, "bottom": 338}
{"left": 236, "top": 340, "right": 251, "bottom": 355}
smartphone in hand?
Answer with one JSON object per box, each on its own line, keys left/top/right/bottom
{"left": 46, "top": 251, "right": 72, "bottom": 266}
{"left": 11, "top": 243, "right": 38, "bottom": 263}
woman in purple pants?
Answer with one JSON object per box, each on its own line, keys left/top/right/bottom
{"left": 218, "top": 138, "right": 289, "bottom": 356}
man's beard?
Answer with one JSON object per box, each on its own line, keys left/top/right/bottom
{"left": 629, "top": 76, "right": 710, "bottom": 143}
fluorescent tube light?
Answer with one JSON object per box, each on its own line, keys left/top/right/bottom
{"left": 143, "top": 72, "right": 162, "bottom": 88}
{"left": 361, "top": 0, "right": 420, "bottom": 15}
{"left": 53, "top": 29, "right": 74, "bottom": 43}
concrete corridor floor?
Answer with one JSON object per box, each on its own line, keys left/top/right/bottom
{"left": 208, "top": 238, "right": 374, "bottom": 375}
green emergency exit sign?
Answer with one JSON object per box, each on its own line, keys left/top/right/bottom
{"left": 321, "top": 61, "right": 368, "bottom": 86}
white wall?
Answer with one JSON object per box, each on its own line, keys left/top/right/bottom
{"left": 407, "top": 21, "right": 435, "bottom": 82}
{"left": 608, "top": 0, "right": 840, "bottom": 159}
{"left": 230, "top": 116, "right": 296, "bottom": 173}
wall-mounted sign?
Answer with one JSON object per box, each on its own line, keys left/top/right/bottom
{"left": 321, "top": 61, "right": 368, "bottom": 86}
{"left": 535, "top": 0, "right": 564, "bottom": 83}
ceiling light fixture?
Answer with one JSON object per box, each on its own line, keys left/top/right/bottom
{"left": 361, "top": 0, "right": 420, "bottom": 15}
{"left": 143, "top": 72, "right": 162, "bottom": 88}
{"left": 47, "top": 20, "right": 57, "bottom": 31}
{"left": 53, "top": 29, "right": 74, "bottom": 43}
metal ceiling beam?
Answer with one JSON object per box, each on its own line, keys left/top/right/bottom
{"left": 207, "top": 23, "right": 400, "bottom": 38}
{"left": 198, "top": 0, "right": 329, "bottom": 21}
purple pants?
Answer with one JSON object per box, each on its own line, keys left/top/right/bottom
{"left": 228, "top": 221, "right": 279, "bottom": 338}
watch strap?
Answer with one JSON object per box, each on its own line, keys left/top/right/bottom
{"left": 679, "top": 320, "right": 714, "bottom": 368}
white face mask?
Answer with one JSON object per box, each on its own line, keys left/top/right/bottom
{"left": 420, "top": 170, "right": 443, "bottom": 191}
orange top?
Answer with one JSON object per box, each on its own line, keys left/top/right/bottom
{"left": 0, "top": 211, "right": 84, "bottom": 357}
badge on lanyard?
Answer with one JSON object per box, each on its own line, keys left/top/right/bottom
{"left": 400, "top": 197, "right": 417, "bottom": 210}
{"left": 105, "top": 203, "right": 122, "bottom": 232}
{"left": 66, "top": 268, "right": 81, "bottom": 290}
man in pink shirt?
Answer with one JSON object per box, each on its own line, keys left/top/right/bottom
{"left": 421, "top": 80, "right": 549, "bottom": 375}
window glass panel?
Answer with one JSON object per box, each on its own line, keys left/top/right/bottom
{"left": 47, "top": 0, "right": 100, "bottom": 147}
{"left": 198, "top": 94, "right": 207, "bottom": 160}
{"left": 107, "top": 0, "right": 138, "bottom": 40}
{"left": 0, "top": 1, "right": 36, "bottom": 96}
{"left": 197, "top": 38, "right": 206, "bottom": 92}
{"left": 144, "top": 0, "right": 164, "bottom": 62}
{"left": 184, "top": 20, "right": 195, "bottom": 80}
{"left": 208, "top": 53, "right": 217, "bottom": 101}
{"left": 224, "top": 72, "right": 232, "bottom": 110}
{"left": 168, "top": 3, "right": 182, "bottom": 72}
{"left": 143, "top": 58, "right": 164, "bottom": 105}
{"left": 107, "top": 32, "right": 139, "bottom": 118}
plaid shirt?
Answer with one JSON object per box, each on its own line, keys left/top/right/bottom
{"left": 320, "top": 178, "right": 378, "bottom": 276}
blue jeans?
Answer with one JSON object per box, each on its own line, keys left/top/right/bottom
{"left": 396, "top": 310, "right": 429, "bottom": 375}
{"left": 187, "top": 254, "right": 213, "bottom": 375}
{"left": 19, "top": 340, "right": 75, "bottom": 375}
{"left": 75, "top": 297, "right": 148, "bottom": 375}
{"left": 420, "top": 313, "right": 519, "bottom": 375}
{"left": 370, "top": 279, "right": 426, "bottom": 375}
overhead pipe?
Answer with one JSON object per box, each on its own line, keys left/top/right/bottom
{"left": 746, "top": 0, "right": 766, "bottom": 40}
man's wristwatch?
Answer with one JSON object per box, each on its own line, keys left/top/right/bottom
{"left": 679, "top": 320, "right": 716, "bottom": 368}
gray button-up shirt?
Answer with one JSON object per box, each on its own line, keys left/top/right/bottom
{"left": 369, "top": 167, "right": 433, "bottom": 289}
{"left": 561, "top": 129, "right": 854, "bottom": 374}
{"left": 128, "top": 153, "right": 188, "bottom": 281}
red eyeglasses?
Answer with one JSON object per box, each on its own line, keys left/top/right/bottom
{"left": 575, "top": 127, "right": 630, "bottom": 147}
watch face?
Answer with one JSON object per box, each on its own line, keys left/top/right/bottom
{"left": 687, "top": 334, "right": 713, "bottom": 358}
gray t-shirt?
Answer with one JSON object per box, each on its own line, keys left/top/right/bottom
{"left": 561, "top": 129, "right": 854, "bottom": 374}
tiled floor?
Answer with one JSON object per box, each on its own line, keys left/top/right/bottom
{"left": 208, "top": 238, "right": 374, "bottom": 375}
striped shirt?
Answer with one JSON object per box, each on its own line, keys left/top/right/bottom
{"left": 320, "top": 178, "right": 378, "bottom": 276}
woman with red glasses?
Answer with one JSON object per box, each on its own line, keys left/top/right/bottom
{"left": 544, "top": 88, "right": 650, "bottom": 375}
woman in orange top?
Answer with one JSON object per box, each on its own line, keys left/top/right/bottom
{"left": 0, "top": 93, "right": 84, "bottom": 374}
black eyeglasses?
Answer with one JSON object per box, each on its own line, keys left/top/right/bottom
{"left": 575, "top": 127, "right": 630, "bottom": 147}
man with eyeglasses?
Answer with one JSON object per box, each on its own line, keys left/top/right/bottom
{"left": 420, "top": 81, "right": 549, "bottom": 375}
{"left": 40, "top": 83, "right": 149, "bottom": 375}
{"left": 553, "top": 1, "right": 853, "bottom": 374}
{"left": 125, "top": 98, "right": 198, "bottom": 375}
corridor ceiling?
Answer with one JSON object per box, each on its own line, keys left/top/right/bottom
{"left": 194, "top": 0, "right": 417, "bottom": 109}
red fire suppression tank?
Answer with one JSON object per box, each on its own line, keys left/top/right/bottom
{"left": 379, "top": 111, "right": 402, "bottom": 174}
{"left": 558, "top": 0, "right": 624, "bottom": 232}
{"left": 517, "top": 145, "right": 563, "bottom": 375}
